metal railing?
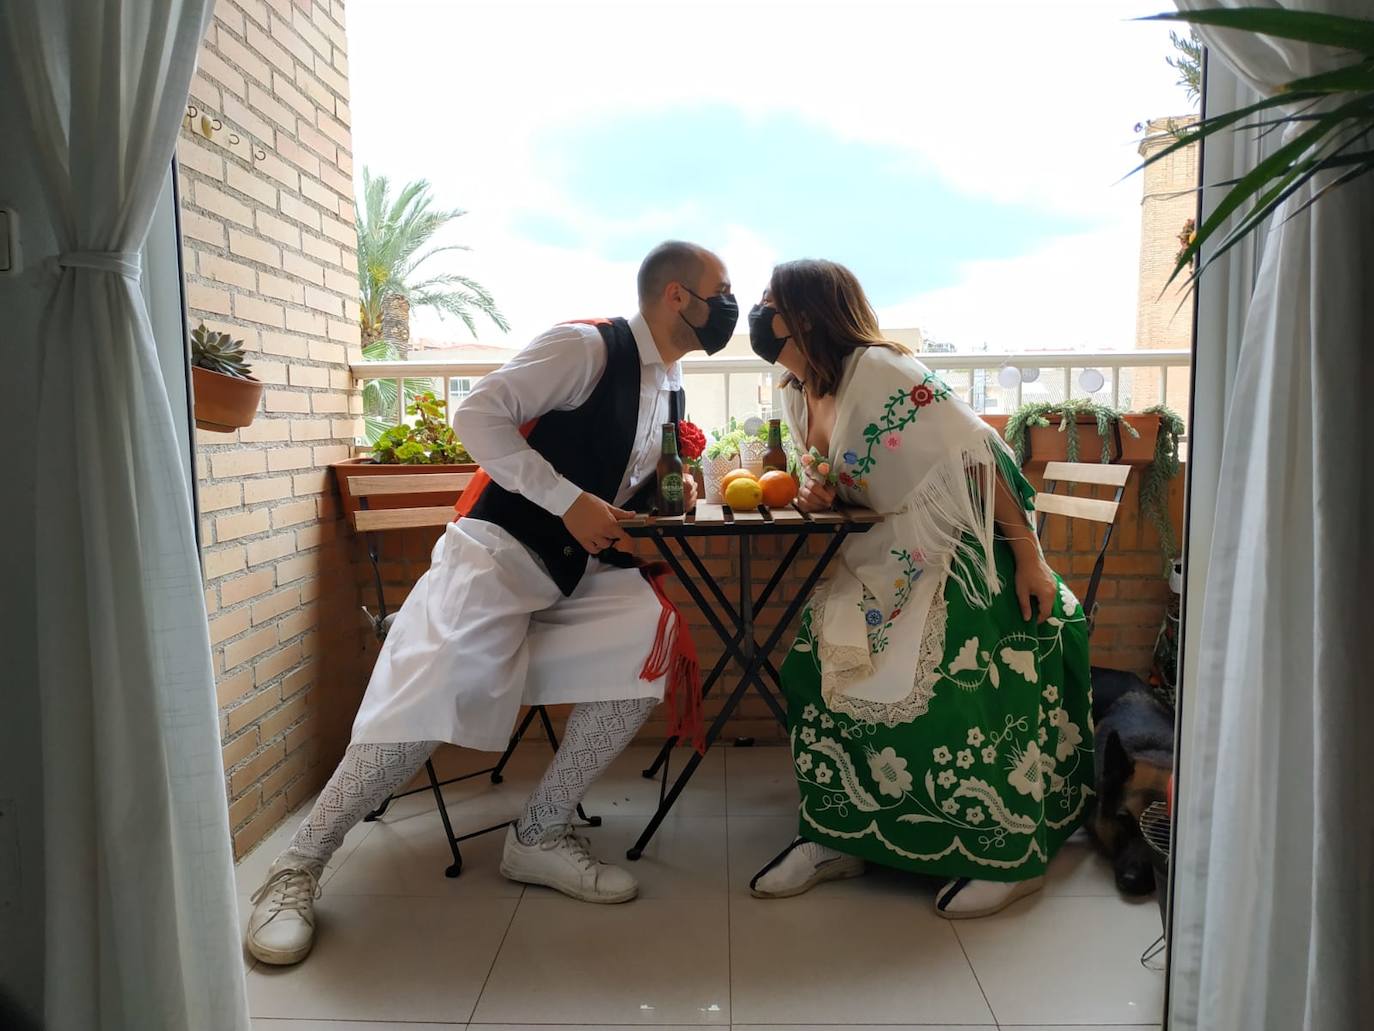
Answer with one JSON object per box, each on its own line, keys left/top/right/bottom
{"left": 351, "top": 349, "right": 1192, "bottom": 440}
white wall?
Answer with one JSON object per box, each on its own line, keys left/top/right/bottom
{"left": 0, "top": 14, "right": 49, "bottom": 1021}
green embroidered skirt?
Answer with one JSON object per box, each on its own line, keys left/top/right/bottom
{"left": 783, "top": 538, "right": 1093, "bottom": 881}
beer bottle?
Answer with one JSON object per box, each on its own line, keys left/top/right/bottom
{"left": 762, "top": 418, "right": 788, "bottom": 473}
{"left": 657, "top": 422, "right": 685, "bottom": 516}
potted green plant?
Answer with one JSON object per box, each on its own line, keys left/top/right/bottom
{"left": 333, "top": 391, "right": 478, "bottom": 523}
{"left": 701, "top": 417, "right": 793, "bottom": 502}
{"left": 1005, "top": 400, "right": 1185, "bottom": 570}
{"left": 190, "top": 324, "right": 263, "bottom": 432}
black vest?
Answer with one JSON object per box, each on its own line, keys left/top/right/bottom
{"left": 464, "top": 317, "right": 685, "bottom": 596}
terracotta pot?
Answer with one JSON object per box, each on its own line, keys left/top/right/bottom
{"left": 192, "top": 365, "right": 263, "bottom": 432}
{"left": 1017, "top": 414, "right": 1160, "bottom": 465}
{"left": 332, "top": 457, "right": 480, "bottom": 524}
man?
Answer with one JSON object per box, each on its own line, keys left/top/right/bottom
{"left": 245, "top": 241, "right": 736, "bottom": 965}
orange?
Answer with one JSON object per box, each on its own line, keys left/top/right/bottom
{"left": 758, "top": 470, "right": 798, "bottom": 507}
{"left": 720, "top": 468, "right": 754, "bottom": 491}
{"left": 723, "top": 476, "right": 763, "bottom": 510}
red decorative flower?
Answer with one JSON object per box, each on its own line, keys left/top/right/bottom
{"left": 839, "top": 471, "right": 855, "bottom": 487}
{"left": 911, "top": 384, "right": 936, "bottom": 407}
{"left": 677, "top": 420, "right": 707, "bottom": 461}
{"left": 890, "top": 608, "right": 902, "bottom": 618}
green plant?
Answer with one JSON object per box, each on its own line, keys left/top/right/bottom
{"left": 1167, "top": 26, "right": 1203, "bottom": 104}
{"left": 370, "top": 391, "right": 473, "bottom": 465}
{"left": 190, "top": 324, "right": 254, "bottom": 378}
{"left": 704, "top": 416, "right": 791, "bottom": 460}
{"left": 1004, "top": 399, "right": 1141, "bottom": 466}
{"left": 1003, "top": 400, "right": 1185, "bottom": 571}
{"left": 1143, "top": 9, "right": 1374, "bottom": 290}
{"left": 360, "top": 336, "right": 435, "bottom": 443}
{"left": 356, "top": 167, "right": 509, "bottom": 343}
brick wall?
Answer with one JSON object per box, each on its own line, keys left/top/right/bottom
{"left": 1135, "top": 116, "right": 1199, "bottom": 418}
{"left": 355, "top": 464, "right": 1185, "bottom": 748}
{"left": 183, "top": 0, "right": 367, "bottom": 859}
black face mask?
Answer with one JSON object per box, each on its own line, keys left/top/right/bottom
{"left": 748, "top": 303, "right": 790, "bottom": 364}
{"left": 680, "top": 286, "right": 739, "bottom": 355}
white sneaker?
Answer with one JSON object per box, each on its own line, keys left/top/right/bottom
{"left": 934, "top": 875, "right": 1044, "bottom": 919}
{"left": 246, "top": 857, "right": 322, "bottom": 965}
{"left": 500, "top": 824, "right": 639, "bottom": 904}
{"left": 750, "top": 838, "right": 865, "bottom": 898}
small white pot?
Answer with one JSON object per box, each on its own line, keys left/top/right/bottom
{"left": 703, "top": 453, "right": 739, "bottom": 504}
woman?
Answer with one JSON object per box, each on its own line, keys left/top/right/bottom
{"left": 747, "top": 260, "right": 1092, "bottom": 918}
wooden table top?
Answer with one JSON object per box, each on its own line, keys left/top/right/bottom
{"left": 617, "top": 502, "right": 882, "bottom": 537}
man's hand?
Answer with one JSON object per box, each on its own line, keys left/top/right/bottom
{"left": 796, "top": 473, "right": 836, "bottom": 513}
{"left": 563, "top": 491, "right": 633, "bottom": 554}
{"left": 684, "top": 472, "right": 699, "bottom": 511}
{"left": 1013, "top": 546, "right": 1058, "bottom": 624}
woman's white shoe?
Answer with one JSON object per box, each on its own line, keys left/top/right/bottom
{"left": 246, "top": 858, "right": 323, "bottom": 965}
{"left": 934, "top": 875, "right": 1044, "bottom": 919}
{"left": 750, "top": 838, "right": 865, "bottom": 898}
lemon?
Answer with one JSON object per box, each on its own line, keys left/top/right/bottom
{"left": 723, "top": 476, "right": 763, "bottom": 510}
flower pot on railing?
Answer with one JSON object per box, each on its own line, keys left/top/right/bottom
{"left": 1022, "top": 414, "right": 1160, "bottom": 465}
{"left": 332, "top": 457, "right": 480, "bottom": 525}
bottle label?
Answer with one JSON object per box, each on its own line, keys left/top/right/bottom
{"left": 660, "top": 473, "right": 684, "bottom": 504}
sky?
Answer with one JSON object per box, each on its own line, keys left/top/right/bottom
{"left": 346, "top": 0, "right": 1193, "bottom": 352}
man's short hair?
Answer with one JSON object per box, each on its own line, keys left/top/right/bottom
{"left": 637, "top": 241, "right": 706, "bottom": 305}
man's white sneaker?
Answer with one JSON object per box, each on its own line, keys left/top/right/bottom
{"left": 500, "top": 824, "right": 639, "bottom": 903}
{"left": 750, "top": 837, "right": 865, "bottom": 898}
{"left": 246, "top": 857, "right": 322, "bottom": 965}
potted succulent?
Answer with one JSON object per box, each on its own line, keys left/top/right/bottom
{"left": 333, "top": 391, "right": 479, "bottom": 523}
{"left": 1005, "top": 400, "right": 1185, "bottom": 570}
{"left": 190, "top": 323, "right": 263, "bottom": 432}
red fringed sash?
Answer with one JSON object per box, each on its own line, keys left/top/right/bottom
{"left": 637, "top": 561, "right": 705, "bottom": 754}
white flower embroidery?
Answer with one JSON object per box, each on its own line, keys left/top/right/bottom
{"left": 1049, "top": 707, "right": 1068, "bottom": 728}
{"left": 967, "top": 727, "right": 985, "bottom": 747}
{"left": 933, "top": 746, "right": 952, "bottom": 765}
{"left": 815, "top": 762, "right": 834, "bottom": 785}
{"left": 1008, "top": 741, "right": 1047, "bottom": 802}
{"left": 1056, "top": 719, "right": 1083, "bottom": 761}
{"left": 796, "top": 752, "right": 814, "bottom": 773}
{"left": 937, "top": 768, "right": 958, "bottom": 789}
{"left": 949, "top": 637, "right": 980, "bottom": 675}
{"left": 867, "top": 747, "right": 914, "bottom": 799}
{"left": 1038, "top": 726, "right": 1049, "bottom": 746}
{"left": 981, "top": 745, "right": 997, "bottom": 765}
{"left": 819, "top": 714, "right": 834, "bottom": 729}
{"left": 800, "top": 726, "right": 818, "bottom": 745}
{"left": 956, "top": 749, "right": 975, "bottom": 770}
{"left": 1000, "top": 646, "right": 1038, "bottom": 683}
{"left": 802, "top": 704, "right": 819, "bottom": 722}
{"left": 966, "top": 806, "right": 986, "bottom": 825}
{"left": 1042, "top": 684, "right": 1059, "bottom": 704}
{"left": 942, "top": 799, "right": 960, "bottom": 815}
{"left": 1058, "top": 581, "right": 1080, "bottom": 616}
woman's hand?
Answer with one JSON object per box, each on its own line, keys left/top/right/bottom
{"left": 796, "top": 473, "right": 836, "bottom": 513}
{"left": 1012, "top": 543, "right": 1058, "bottom": 624}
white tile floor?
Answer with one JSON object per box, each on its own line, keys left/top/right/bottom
{"left": 238, "top": 744, "right": 1165, "bottom": 1030}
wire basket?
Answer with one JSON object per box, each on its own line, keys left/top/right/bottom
{"left": 1139, "top": 800, "right": 1171, "bottom": 967}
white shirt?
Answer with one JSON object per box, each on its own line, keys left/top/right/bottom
{"left": 453, "top": 313, "right": 683, "bottom": 515}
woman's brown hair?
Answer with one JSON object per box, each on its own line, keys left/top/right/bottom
{"left": 770, "top": 259, "right": 909, "bottom": 397}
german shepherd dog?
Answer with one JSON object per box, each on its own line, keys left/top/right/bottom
{"left": 1087, "top": 667, "right": 1174, "bottom": 895}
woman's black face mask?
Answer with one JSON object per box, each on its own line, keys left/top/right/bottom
{"left": 680, "top": 286, "right": 739, "bottom": 354}
{"left": 748, "top": 303, "right": 791, "bottom": 364}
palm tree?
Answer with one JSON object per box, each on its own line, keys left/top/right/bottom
{"left": 356, "top": 168, "right": 509, "bottom": 439}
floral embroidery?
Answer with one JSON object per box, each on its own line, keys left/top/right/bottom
{"left": 853, "top": 373, "right": 953, "bottom": 475}
{"left": 956, "top": 748, "right": 975, "bottom": 769}
{"left": 933, "top": 746, "right": 952, "bottom": 765}
{"left": 865, "top": 608, "right": 883, "bottom": 627}
{"left": 1056, "top": 719, "right": 1083, "bottom": 761}
{"left": 938, "top": 768, "right": 958, "bottom": 788}
{"left": 1008, "top": 741, "right": 1048, "bottom": 801}
{"left": 949, "top": 637, "right": 980, "bottom": 675}
{"left": 967, "top": 728, "right": 985, "bottom": 747}
{"left": 802, "top": 704, "right": 819, "bottom": 722}
{"left": 1048, "top": 707, "right": 1068, "bottom": 728}
{"left": 942, "top": 799, "right": 960, "bottom": 815}
{"left": 868, "top": 747, "right": 914, "bottom": 799}
{"left": 866, "top": 549, "right": 920, "bottom": 654}
{"left": 819, "top": 714, "right": 834, "bottom": 729}
{"left": 981, "top": 745, "right": 998, "bottom": 764}
{"left": 838, "top": 471, "right": 855, "bottom": 487}
{"left": 796, "top": 752, "right": 813, "bottom": 773}
{"left": 815, "top": 763, "right": 834, "bottom": 785}
{"left": 800, "top": 726, "right": 818, "bottom": 745}
{"left": 966, "top": 806, "right": 986, "bottom": 825}
{"left": 1042, "top": 684, "right": 1059, "bottom": 704}
{"left": 842, "top": 450, "right": 858, "bottom": 464}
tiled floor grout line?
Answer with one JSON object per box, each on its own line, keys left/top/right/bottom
{"left": 466, "top": 882, "right": 526, "bottom": 1026}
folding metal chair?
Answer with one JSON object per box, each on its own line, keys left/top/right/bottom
{"left": 347, "top": 472, "right": 598, "bottom": 878}
{"left": 1033, "top": 460, "right": 1132, "bottom": 635}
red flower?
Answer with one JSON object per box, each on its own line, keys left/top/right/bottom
{"left": 911, "top": 384, "right": 935, "bottom": 407}
{"left": 890, "top": 608, "right": 902, "bottom": 618}
{"left": 839, "top": 471, "right": 855, "bottom": 487}
{"left": 677, "top": 420, "right": 707, "bottom": 461}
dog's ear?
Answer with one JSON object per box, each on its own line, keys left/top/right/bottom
{"left": 1101, "top": 730, "right": 1134, "bottom": 792}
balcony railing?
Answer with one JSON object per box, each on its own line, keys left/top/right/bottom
{"left": 352, "top": 349, "right": 1192, "bottom": 443}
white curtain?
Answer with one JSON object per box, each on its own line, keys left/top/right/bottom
{"left": 1169, "top": 2, "right": 1374, "bottom": 1029}
{"left": 3, "top": 2, "right": 250, "bottom": 1029}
